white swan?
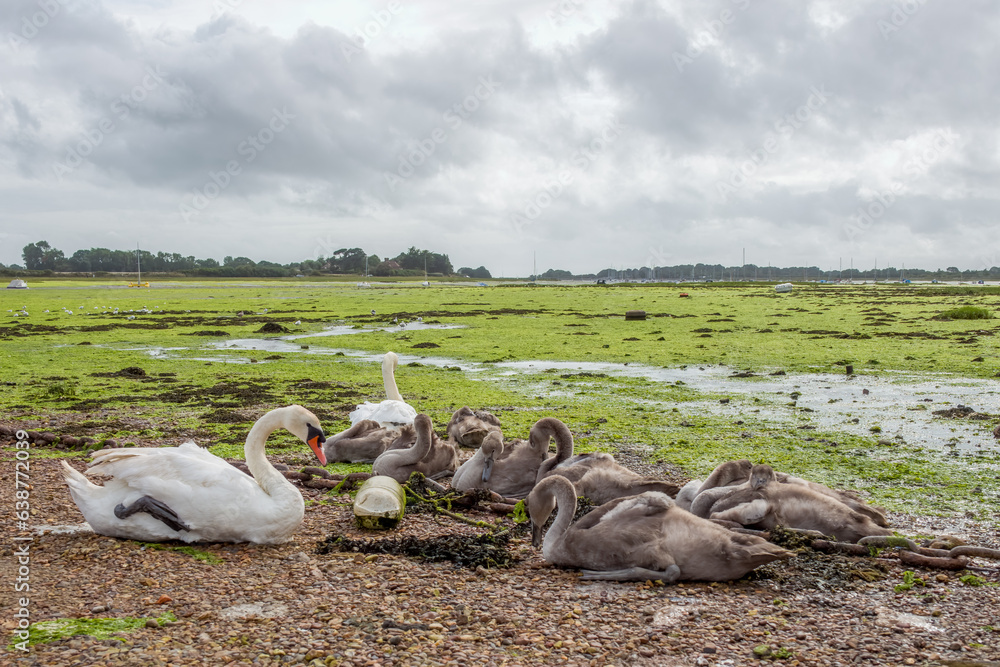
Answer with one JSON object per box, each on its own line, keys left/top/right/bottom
{"left": 60, "top": 405, "right": 327, "bottom": 544}
{"left": 349, "top": 352, "right": 418, "bottom": 426}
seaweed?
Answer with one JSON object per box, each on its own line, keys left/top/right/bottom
{"left": 315, "top": 529, "right": 518, "bottom": 569}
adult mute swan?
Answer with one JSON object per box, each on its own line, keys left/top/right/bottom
{"left": 527, "top": 476, "right": 792, "bottom": 582}
{"left": 349, "top": 352, "right": 418, "bottom": 427}
{"left": 60, "top": 405, "right": 327, "bottom": 544}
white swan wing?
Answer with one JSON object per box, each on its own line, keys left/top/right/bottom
{"left": 87, "top": 442, "right": 258, "bottom": 494}
{"left": 351, "top": 400, "right": 417, "bottom": 426}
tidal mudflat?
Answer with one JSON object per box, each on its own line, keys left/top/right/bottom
{"left": 3, "top": 278, "right": 999, "bottom": 665}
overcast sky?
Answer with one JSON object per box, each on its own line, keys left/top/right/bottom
{"left": 2, "top": 0, "right": 998, "bottom": 276}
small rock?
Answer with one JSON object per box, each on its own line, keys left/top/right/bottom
{"left": 156, "top": 594, "right": 172, "bottom": 604}
{"left": 455, "top": 604, "right": 473, "bottom": 625}
{"left": 702, "top": 643, "right": 717, "bottom": 654}
{"left": 935, "top": 574, "right": 950, "bottom": 583}
{"left": 90, "top": 604, "right": 107, "bottom": 614}
{"left": 145, "top": 619, "right": 159, "bottom": 628}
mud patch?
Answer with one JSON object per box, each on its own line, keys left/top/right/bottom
{"left": 931, "top": 404, "right": 994, "bottom": 420}
{"left": 256, "top": 322, "right": 290, "bottom": 334}
{"left": 90, "top": 367, "right": 148, "bottom": 378}
{"left": 156, "top": 380, "right": 276, "bottom": 407}
{"left": 201, "top": 408, "right": 251, "bottom": 424}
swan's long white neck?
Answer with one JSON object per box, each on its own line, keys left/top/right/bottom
{"left": 543, "top": 478, "right": 578, "bottom": 557}
{"left": 382, "top": 353, "right": 404, "bottom": 401}
{"left": 244, "top": 408, "right": 295, "bottom": 497}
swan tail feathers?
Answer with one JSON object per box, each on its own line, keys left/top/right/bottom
{"left": 60, "top": 460, "right": 100, "bottom": 492}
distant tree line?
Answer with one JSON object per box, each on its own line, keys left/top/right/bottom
{"left": 11, "top": 241, "right": 469, "bottom": 278}
{"left": 6, "top": 240, "right": 997, "bottom": 281}
{"left": 536, "top": 262, "right": 1000, "bottom": 282}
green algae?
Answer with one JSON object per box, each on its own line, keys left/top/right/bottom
{"left": 136, "top": 542, "right": 223, "bottom": 564}
{"left": 13, "top": 612, "right": 177, "bottom": 648}
{"left": 1, "top": 279, "right": 998, "bottom": 519}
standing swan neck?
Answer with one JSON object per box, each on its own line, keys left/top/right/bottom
{"left": 244, "top": 407, "right": 297, "bottom": 496}
{"left": 382, "top": 352, "right": 404, "bottom": 401}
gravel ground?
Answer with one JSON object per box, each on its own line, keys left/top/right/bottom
{"left": 3, "top": 451, "right": 999, "bottom": 667}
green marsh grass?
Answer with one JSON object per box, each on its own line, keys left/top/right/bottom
{"left": 1, "top": 278, "right": 999, "bottom": 517}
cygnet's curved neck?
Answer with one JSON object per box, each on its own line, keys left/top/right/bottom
{"left": 532, "top": 418, "right": 573, "bottom": 479}
{"left": 395, "top": 414, "right": 432, "bottom": 465}
{"left": 543, "top": 477, "right": 579, "bottom": 551}
{"left": 382, "top": 353, "right": 404, "bottom": 401}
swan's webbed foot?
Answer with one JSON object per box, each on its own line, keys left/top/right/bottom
{"left": 580, "top": 565, "right": 681, "bottom": 583}
{"left": 115, "top": 495, "right": 191, "bottom": 532}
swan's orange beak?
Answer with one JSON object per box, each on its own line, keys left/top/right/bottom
{"left": 307, "top": 424, "right": 327, "bottom": 466}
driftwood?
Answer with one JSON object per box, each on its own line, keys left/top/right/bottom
{"left": 811, "top": 540, "right": 870, "bottom": 556}
{"left": 898, "top": 550, "right": 969, "bottom": 570}
{"left": 489, "top": 503, "right": 518, "bottom": 515}
{"left": 302, "top": 478, "right": 341, "bottom": 490}
{"left": 811, "top": 536, "right": 1000, "bottom": 570}
{"left": 950, "top": 546, "right": 1000, "bottom": 560}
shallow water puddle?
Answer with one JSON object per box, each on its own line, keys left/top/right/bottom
{"left": 103, "top": 337, "right": 1000, "bottom": 454}
{"left": 874, "top": 608, "right": 943, "bottom": 633}
{"left": 218, "top": 602, "right": 289, "bottom": 620}
{"left": 495, "top": 361, "right": 1000, "bottom": 455}
{"left": 651, "top": 600, "right": 703, "bottom": 627}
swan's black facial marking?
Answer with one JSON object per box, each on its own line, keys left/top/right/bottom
{"left": 307, "top": 423, "right": 326, "bottom": 445}
{"left": 306, "top": 423, "right": 327, "bottom": 465}
{"left": 114, "top": 495, "right": 191, "bottom": 532}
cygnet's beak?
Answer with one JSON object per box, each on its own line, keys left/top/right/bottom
{"left": 307, "top": 423, "right": 327, "bottom": 466}
{"left": 481, "top": 454, "right": 494, "bottom": 482}
{"left": 531, "top": 520, "right": 543, "bottom": 549}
